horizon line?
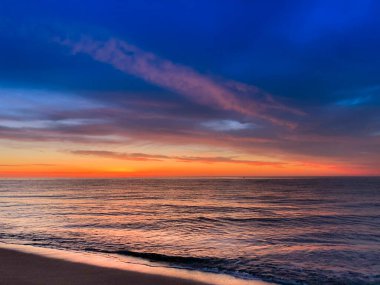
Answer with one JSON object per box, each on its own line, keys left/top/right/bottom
{"left": 1, "top": 175, "right": 379, "bottom": 180}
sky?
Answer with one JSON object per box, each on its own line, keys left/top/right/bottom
{"left": 0, "top": 0, "right": 379, "bottom": 177}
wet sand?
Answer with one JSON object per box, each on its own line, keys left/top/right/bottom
{"left": 0, "top": 247, "right": 210, "bottom": 285}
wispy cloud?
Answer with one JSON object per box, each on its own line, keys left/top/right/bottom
{"left": 336, "top": 96, "right": 372, "bottom": 107}
{"left": 71, "top": 150, "right": 168, "bottom": 162}
{"left": 70, "top": 149, "right": 285, "bottom": 167}
{"left": 174, "top": 156, "right": 285, "bottom": 166}
{"left": 59, "top": 36, "right": 301, "bottom": 127}
{"left": 201, "top": 120, "right": 253, "bottom": 132}
{"left": 335, "top": 85, "right": 380, "bottom": 106}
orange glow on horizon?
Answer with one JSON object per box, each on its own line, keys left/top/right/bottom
{"left": 0, "top": 160, "right": 373, "bottom": 178}
{"left": 1, "top": 142, "right": 377, "bottom": 178}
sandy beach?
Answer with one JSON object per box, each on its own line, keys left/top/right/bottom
{"left": 0, "top": 247, "right": 210, "bottom": 285}
{"left": 0, "top": 245, "right": 273, "bottom": 285}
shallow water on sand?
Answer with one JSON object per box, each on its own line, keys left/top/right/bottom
{"left": 0, "top": 178, "right": 379, "bottom": 284}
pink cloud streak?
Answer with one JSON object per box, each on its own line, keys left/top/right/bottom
{"left": 70, "top": 150, "right": 286, "bottom": 167}
{"left": 59, "top": 36, "right": 301, "bottom": 127}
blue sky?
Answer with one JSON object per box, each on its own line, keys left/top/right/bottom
{"left": 0, "top": 0, "right": 379, "bottom": 176}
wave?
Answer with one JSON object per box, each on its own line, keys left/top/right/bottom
{"left": 84, "top": 248, "right": 259, "bottom": 281}
{"left": 84, "top": 248, "right": 379, "bottom": 285}
{"left": 196, "top": 215, "right": 380, "bottom": 226}
{"left": 88, "top": 248, "right": 225, "bottom": 266}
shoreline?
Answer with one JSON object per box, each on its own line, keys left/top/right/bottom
{"left": 0, "top": 243, "right": 274, "bottom": 285}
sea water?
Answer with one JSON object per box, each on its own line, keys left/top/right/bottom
{"left": 0, "top": 178, "right": 379, "bottom": 284}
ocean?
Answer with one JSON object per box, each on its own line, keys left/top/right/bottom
{"left": 0, "top": 178, "right": 379, "bottom": 284}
